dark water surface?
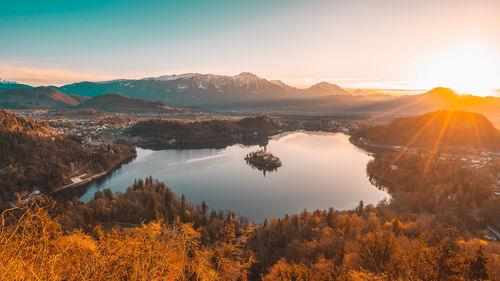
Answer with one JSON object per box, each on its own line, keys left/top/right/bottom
{"left": 76, "top": 132, "right": 388, "bottom": 222}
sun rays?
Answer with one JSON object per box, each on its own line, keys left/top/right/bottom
{"left": 377, "top": 111, "right": 441, "bottom": 180}
{"left": 418, "top": 110, "right": 454, "bottom": 185}
{"left": 377, "top": 109, "right": 493, "bottom": 186}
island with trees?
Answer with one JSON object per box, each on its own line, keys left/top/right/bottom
{"left": 245, "top": 149, "right": 282, "bottom": 172}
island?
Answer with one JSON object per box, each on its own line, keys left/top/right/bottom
{"left": 244, "top": 149, "right": 282, "bottom": 172}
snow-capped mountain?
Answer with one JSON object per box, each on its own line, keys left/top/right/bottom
{"left": 57, "top": 72, "right": 284, "bottom": 108}
{"left": 56, "top": 72, "right": 352, "bottom": 109}
{"left": 145, "top": 72, "right": 275, "bottom": 91}
{"left": 0, "top": 78, "right": 17, "bottom": 84}
{"left": 143, "top": 73, "right": 199, "bottom": 81}
{"left": 0, "top": 79, "right": 33, "bottom": 91}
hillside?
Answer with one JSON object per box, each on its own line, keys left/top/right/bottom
{"left": 68, "top": 94, "right": 89, "bottom": 103}
{"left": 77, "top": 93, "right": 183, "bottom": 113}
{"left": 0, "top": 110, "right": 135, "bottom": 202}
{"left": 0, "top": 87, "right": 196, "bottom": 115}
{"left": 0, "top": 87, "right": 80, "bottom": 109}
{"left": 0, "top": 109, "right": 53, "bottom": 135}
{"left": 353, "top": 110, "right": 500, "bottom": 150}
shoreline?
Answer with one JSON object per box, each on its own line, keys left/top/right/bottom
{"left": 349, "top": 137, "right": 400, "bottom": 155}
{"left": 52, "top": 152, "right": 137, "bottom": 194}
{"left": 54, "top": 130, "right": 352, "bottom": 197}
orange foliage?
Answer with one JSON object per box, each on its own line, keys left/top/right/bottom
{"left": 0, "top": 199, "right": 254, "bottom": 280}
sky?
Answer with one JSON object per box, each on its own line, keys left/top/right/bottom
{"left": 1, "top": 0, "right": 500, "bottom": 95}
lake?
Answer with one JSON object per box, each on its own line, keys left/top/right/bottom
{"left": 75, "top": 131, "right": 388, "bottom": 222}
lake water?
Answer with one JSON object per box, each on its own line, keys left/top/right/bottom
{"left": 76, "top": 131, "right": 388, "bottom": 222}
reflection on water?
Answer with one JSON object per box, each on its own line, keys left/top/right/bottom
{"left": 65, "top": 132, "right": 388, "bottom": 222}
{"left": 244, "top": 149, "right": 281, "bottom": 176}
{"left": 245, "top": 161, "right": 279, "bottom": 177}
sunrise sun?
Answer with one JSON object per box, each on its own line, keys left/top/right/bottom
{"left": 414, "top": 41, "right": 500, "bottom": 97}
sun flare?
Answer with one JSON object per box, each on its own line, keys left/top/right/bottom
{"left": 414, "top": 41, "right": 500, "bottom": 97}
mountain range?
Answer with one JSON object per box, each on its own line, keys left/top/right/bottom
{"left": 0, "top": 72, "right": 362, "bottom": 113}
{"left": 2, "top": 73, "right": 500, "bottom": 125}
{"left": 56, "top": 72, "right": 352, "bottom": 108}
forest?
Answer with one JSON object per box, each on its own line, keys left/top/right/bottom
{"left": 0, "top": 110, "right": 135, "bottom": 204}
{"left": 367, "top": 151, "right": 500, "bottom": 230}
{"left": 0, "top": 109, "right": 53, "bottom": 135}
{"left": 2, "top": 110, "right": 500, "bottom": 280}
{"left": 127, "top": 116, "right": 279, "bottom": 148}
{"left": 0, "top": 170, "right": 497, "bottom": 280}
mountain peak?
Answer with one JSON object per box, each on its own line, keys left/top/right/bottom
{"left": 0, "top": 78, "right": 18, "bottom": 84}
{"left": 310, "top": 81, "right": 343, "bottom": 90}
{"left": 305, "top": 82, "right": 350, "bottom": 96}
{"left": 235, "top": 72, "right": 258, "bottom": 77}
{"left": 424, "top": 87, "right": 459, "bottom": 99}
{"left": 426, "top": 87, "right": 457, "bottom": 95}
{"left": 149, "top": 73, "right": 199, "bottom": 81}
{"left": 233, "top": 72, "right": 260, "bottom": 81}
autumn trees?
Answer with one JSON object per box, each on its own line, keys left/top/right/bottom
{"left": 250, "top": 205, "right": 500, "bottom": 280}
{"left": 2, "top": 176, "right": 500, "bottom": 280}
{"left": 367, "top": 151, "right": 500, "bottom": 230}
{"left": 0, "top": 198, "right": 253, "bottom": 280}
{"left": 2, "top": 109, "right": 500, "bottom": 280}
{"left": 0, "top": 110, "right": 136, "bottom": 203}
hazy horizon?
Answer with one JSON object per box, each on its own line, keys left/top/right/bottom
{"left": 0, "top": 71, "right": 428, "bottom": 91}
{"left": 2, "top": 0, "right": 500, "bottom": 96}
{"left": 3, "top": 71, "right": 500, "bottom": 98}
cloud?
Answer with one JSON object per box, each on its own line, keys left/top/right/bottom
{"left": 0, "top": 62, "right": 120, "bottom": 86}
